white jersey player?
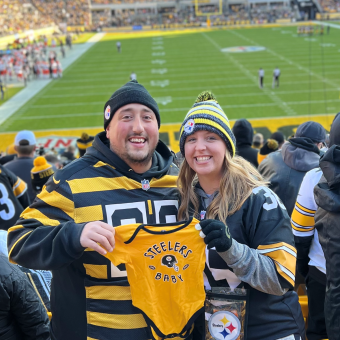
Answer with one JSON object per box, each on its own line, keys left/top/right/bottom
{"left": 272, "top": 67, "right": 280, "bottom": 88}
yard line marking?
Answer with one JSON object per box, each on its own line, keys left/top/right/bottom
{"left": 47, "top": 79, "right": 334, "bottom": 92}
{"left": 202, "top": 32, "right": 296, "bottom": 116}
{"left": 41, "top": 88, "right": 339, "bottom": 99}
{"left": 26, "top": 98, "right": 340, "bottom": 111}
{"left": 229, "top": 29, "right": 340, "bottom": 90}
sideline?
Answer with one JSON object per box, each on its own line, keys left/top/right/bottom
{"left": 0, "top": 32, "right": 106, "bottom": 127}
{"left": 312, "top": 21, "right": 340, "bottom": 29}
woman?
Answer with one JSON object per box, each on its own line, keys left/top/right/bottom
{"left": 178, "top": 91, "right": 305, "bottom": 340}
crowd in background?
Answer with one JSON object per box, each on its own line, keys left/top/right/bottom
{"left": 0, "top": 111, "right": 339, "bottom": 339}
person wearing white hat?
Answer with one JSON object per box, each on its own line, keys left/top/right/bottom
{"left": 5, "top": 130, "right": 37, "bottom": 202}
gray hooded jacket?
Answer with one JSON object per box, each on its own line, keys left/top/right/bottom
{"left": 258, "top": 138, "right": 320, "bottom": 215}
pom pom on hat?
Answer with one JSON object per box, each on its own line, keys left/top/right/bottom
{"left": 81, "top": 132, "right": 89, "bottom": 141}
{"left": 179, "top": 91, "right": 236, "bottom": 157}
{"left": 31, "top": 157, "right": 54, "bottom": 193}
{"left": 257, "top": 139, "right": 279, "bottom": 165}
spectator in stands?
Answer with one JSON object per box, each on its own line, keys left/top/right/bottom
{"left": 252, "top": 133, "right": 263, "bottom": 149}
{"left": 31, "top": 156, "right": 54, "bottom": 196}
{"left": 0, "top": 164, "right": 29, "bottom": 231}
{"left": 60, "top": 145, "right": 76, "bottom": 161}
{"left": 232, "top": 119, "right": 259, "bottom": 167}
{"left": 270, "top": 131, "right": 286, "bottom": 149}
{"left": 313, "top": 113, "right": 340, "bottom": 340}
{"left": 258, "top": 121, "right": 326, "bottom": 216}
{"left": 257, "top": 138, "right": 278, "bottom": 165}
{"left": 0, "top": 144, "right": 17, "bottom": 165}
{"left": 4, "top": 130, "right": 36, "bottom": 202}
{"left": 76, "top": 132, "right": 94, "bottom": 157}
{"left": 0, "top": 254, "right": 50, "bottom": 340}
{"left": 45, "top": 154, "right": 63, "bottom": 170}
{"left": 291, "top": 114, "right": 340, "bottom": 340}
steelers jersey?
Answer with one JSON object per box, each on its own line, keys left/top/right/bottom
{"left": 105, "top": 217, "right": 206, "bottom": 339}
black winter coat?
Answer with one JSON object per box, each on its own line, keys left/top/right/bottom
{"left": 314, "top": 145, "right": 340, "bottom": 340}
{"left": 232, "top": 119, "right": 259, "bottom": 168}
{"left": 0, "top": 255, "right": 50, "bottom": 340}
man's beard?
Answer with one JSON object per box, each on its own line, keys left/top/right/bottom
{"left": 110, "top": 141, "right": 156, "bottom": 167}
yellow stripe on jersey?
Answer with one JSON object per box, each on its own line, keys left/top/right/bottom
{"left": 93, "top": 161, "right": 115, "bottom": 170}
{"left": 74, "top": 205, "right": 103, "bottom": 223}
{"left": 37, "top": 190, "right": 74, "bottom": 219}
{"left": 291, "top": 205, "right": 315, "bottom": 233}
{"left": 86, "top": 285, "right": 132, "bottom": 301}
{"left": 77, "top": 141, "right": 93, "bottom": 150}
{"left": 257, "top": 242, "right": 296, "bottom": 286}
{"left": 147, "top": 200, "right": 153, "bottom": 215}
{"left": 8, "top": 229, "right": 33, "bottom": 264}
{"left": 12, "top": 178, "right": 27, "bottom": 198}
{"left": 86, "top": 311, "right": 147, "bottom": 329}
{"left": 67, "top": 176, "right": 141, "bottom": 194}
{"left": 150, "top": 175, "right": 177, "bottom": 188}
{"left": 296, "top": 202, "right": 316, "bottom": 214}
{"left": 20, "top": 207, "right": 60, "bottom": 226}
{"left": 83, "top": 264, "right": 108, "bottom": 279}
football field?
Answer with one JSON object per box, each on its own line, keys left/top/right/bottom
{"left": 0, "top": 25, "right": 339, "bottom": 146}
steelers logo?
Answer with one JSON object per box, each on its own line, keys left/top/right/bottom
{"left": 166, "top": 256, "right": 172, "bottom": 261}
{"left": 208, "top": 311, "right": 241, "bottom": 340}
{"left": 105, "top": 105, "right": 111, "bottom": 120}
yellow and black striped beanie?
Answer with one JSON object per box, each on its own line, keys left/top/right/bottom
{"left": 179, "top": 91, "right": 236, "bottom": 157}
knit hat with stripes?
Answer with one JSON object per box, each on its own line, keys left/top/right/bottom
{"left": 179, "top": 91, "right": 236, "bottom": 157}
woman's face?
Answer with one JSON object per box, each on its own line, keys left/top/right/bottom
{"left": 184, "top": 130, "right": 227, "bottom": 178}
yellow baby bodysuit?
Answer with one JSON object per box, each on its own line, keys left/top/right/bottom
{"left": 104, "top": 217, "right": 206, "bottom": 339}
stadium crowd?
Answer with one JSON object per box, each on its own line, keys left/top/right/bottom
{"left": 0, "top": 79, "right": 340, "bottom": 340}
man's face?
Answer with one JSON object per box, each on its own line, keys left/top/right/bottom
{"left": 106, "top": 104, "right": 159, "bottom": 168}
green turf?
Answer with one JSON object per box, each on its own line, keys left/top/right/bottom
{"left": 1, "top": 25, "right": 340, "bottom": 132}
{"left": 0, "top": 87, "right": 23, "bottom": 107}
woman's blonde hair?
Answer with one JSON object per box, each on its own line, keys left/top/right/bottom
{"left": 177, "top": 151, "right": 268, "bottom": 222}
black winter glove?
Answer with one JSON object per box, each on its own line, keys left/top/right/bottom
{"left": 198, "top": 219, "right": 232, "bottom": 252}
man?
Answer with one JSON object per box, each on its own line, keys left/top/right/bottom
{"left": 7, "top": 80, "right": 180, "bottom": 340}
{"left": 0, "top": 164, "right": 29, "bottom": 230}
{"left": 116, "top": 41, "right": 121, "bottom": 53}
{"left": 258, "top": 67, "right": 264, "bottom": 88}
{"left": 272, "top": 67, "right": 280, "bottom": 88}
{"left": 5, "top": 130, "right": 36, "bottom": 202}
{"left": 258, "top": 121, "right": 326, "bottom": 216}
{"left": 252, "top": 133, "right": 263, "bottom": 149}
{"left": 76, "top": 132, "right": 94, "bottom": 157}
{"left": 291, "top": 114, "right": 340, "bottom": 340}
{"left": 313, "top": 113, "right": 340, "bottom": 340}
{"left": 270, "top": 131, "right": 286, "bottom": 149}
{"left": 232, "top": 119, "right": 258, "bottom": 168}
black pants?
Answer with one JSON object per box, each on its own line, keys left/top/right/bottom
{"left": 259, "top": 76, "right": 264, "bottom": 88}
{"left": 306, "top": 274, "right": 328, "bottom": 340}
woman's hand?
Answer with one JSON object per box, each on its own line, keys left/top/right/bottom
{"left": 196, "top": 219, "right": 232, "bottom": 252}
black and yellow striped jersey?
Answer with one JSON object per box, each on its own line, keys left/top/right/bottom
{"left": 7, "top": 131, "right": 181, "bottom": 340}
{"left": 105, "top": 218, "right": 206, "bottom": 340}
{"left": 199, "top": 185, "right": 305, "bottom": 340}
{"left": 0, "top": 164, "right": 29, "bottom": 231}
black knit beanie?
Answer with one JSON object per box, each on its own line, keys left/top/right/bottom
{"left": 104, "top": 80, "right": 160, "bottom": 129}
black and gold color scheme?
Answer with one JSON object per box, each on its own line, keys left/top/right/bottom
{"left": 105, "top": 218, "right": 206, "bottom": 340}
{"left": 7, "top": 131, "right": 180, "bottom": 340}
{"left": 77, "top": 132, "right": 94, "bottom": 157}
{"left": 30, "top": 156, "right": 54, "bottom": 194}
{"left": 0, "top": 164, "right": 29, "bottom": 231}
{"left": 200, "top": 185, "right": 305, "bottom": 339}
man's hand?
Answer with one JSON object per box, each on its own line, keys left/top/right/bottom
{"left": 197, "top": 219, "right": 232, "bottom": 252}
{"left": 80, "top": 221, "right": 115, "bottom": 255}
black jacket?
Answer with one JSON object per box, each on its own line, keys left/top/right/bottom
{"left": 0, "top": 255, "right": 50, "bottom": 340}
{"left": 0, "top": 165, "right": 30, "bottom": 231}
{"left": 7, "top": 132, "right": 180, "bottom": 340}
{"left": 258, "top": 138, "right": 320, "bottom": 216}
{"left": 314, "top": 145, "right": 340, "bottom": 340}
{"left": 232, "top": 119, "right": 258, "bottom": 168}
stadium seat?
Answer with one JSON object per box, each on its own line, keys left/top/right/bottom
{"left": 298, "top": 295, "right": 308, "bottom": 323}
